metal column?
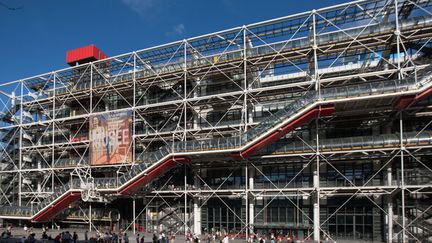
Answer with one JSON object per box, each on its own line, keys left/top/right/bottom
{"left": 387, "top": 167, "right": 393, "bottom": 243}
{"left": 133, "top": 198, "right": 136, "bottom": 236}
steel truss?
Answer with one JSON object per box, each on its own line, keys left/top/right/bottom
{"left": 0, "top": 0, "right": 432, "bottom": 242}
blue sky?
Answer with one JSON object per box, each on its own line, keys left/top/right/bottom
{"left": 0, "top": 0, "right": 347, "bottom": 82}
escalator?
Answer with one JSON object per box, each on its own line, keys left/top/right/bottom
{"left": 148, "top": 197, "right": 184, "bottom": 233}
{"left": 58, "top": 208, "right": 120, "bottom": 225}
{"left": 399, "top": 193, "right": 432, "bottom": 242}
{"left": 0, "top": 96, "right": 30, "bottom": 209}
{"left": 1, "top": 63, "right": 432, "bottom": 222}
{"left": 158, "top": 205, "right": 184, "bottom": 232}
{"left": 263, "top": 131, "right": 432, "bottom": 155}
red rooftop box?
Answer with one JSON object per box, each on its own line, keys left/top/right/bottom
{"left": 66, "top": 44, "right": 107, "bottom": 66}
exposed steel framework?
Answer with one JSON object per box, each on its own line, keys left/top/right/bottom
{"left": 0, "top": 0, "right": 432, "bottom": 242}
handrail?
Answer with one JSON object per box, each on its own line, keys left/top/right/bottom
{"left": 263, "top": 131, "right": 432, "bottom": 155}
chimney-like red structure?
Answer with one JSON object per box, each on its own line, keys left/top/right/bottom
{"left": 66, "top": 44, "right": 107, "bottom": 66}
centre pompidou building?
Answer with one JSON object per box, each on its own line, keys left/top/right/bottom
{"left": 0, "top": 0, "right": 432, "bottom": 241}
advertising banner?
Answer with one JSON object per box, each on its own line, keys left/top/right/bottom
{"left": 89, "top": 111, "right": 132, "bottom": 165}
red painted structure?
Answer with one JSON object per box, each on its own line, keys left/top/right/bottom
{"left": 119, "top": 157, "right": 191, "bottom": 195}
{"left": 393, "top": 87, "right": 432, "bottom": 110}
{"left": 30, "top": 157, "right": 190, "bottom": 222}
{"left": 66, "top": 45, "right": 107, "bottom": 66}
{"left": 27, "top": 82, "right": 431, "bottom": 221}
{"left": 29, "top": 102, "right": 334, "bottom": 221}
{"left": 231, "top": 104, "right": 335, "bottom": 159}
{"left": 32, "top": 191, "right": 81, "bottom": 222}
{"left": 26, "top": 81, "right": 432, "bottom": 222}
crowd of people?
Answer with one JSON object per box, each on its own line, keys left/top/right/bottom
{"left": 150, "top": 232, "right": 175, "bottom": 243}
{"left": 0, "top": 225, "right": 115, "bottom": 243}
{"left": 189, "top": 231, "right": 304, "bottom": 243}
{"left": 90, "top": 230, "right": 130, "bottom": 243}
{"left": 0, "top": 224, "right": 307, "bottom": 243}
{"left": 52, "top": 231, "right": 79, "bottom": 243}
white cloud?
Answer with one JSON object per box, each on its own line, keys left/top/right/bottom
{"left": 173, "top": 24, "right": 185, "bottom": 35}
{"left": 122, "top": 0, "right": 155, "bottom": 15}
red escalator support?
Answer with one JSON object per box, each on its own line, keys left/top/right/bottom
{"left": 32, "top": 157, "right": 191, "bottom": 221}
{"left": 415, "top": 87, "right": 432, "bottom": 101}
{"left": 393, "top": 95, "right": 415, "bottom": 110}
{"left": 28, "top": 103, "right": 337, "bottom": 221}
{"left": 232, "top": 104, "right": 334, "bottom": 159}
{"left": 119, "top": 157, "right": 191, "bottom": 195}
{"left": 32, "top": 191, "right": 81, "bottom": 222}
{"left": 393, "top": 87, "right": 432, "bottom": 110}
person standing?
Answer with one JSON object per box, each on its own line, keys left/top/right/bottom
{"left": 223, "top": 235, "right": 229, "bottom": 243}
{"left": 73, "top": 232, "right": 78, "bottom": 243}
{"left": 112, "top": 232, "right": 118, "bottom": 243}
{"left": 136, "top": 234, "right": 140, "bottom": 243}
{"left": 62, "top": 231, "right": 72, "bottom": 243}
{"left": 85, "top": 231, "right": 89, "bottom": 243}
{"left": 123, "top": 233, "right": 129, "bottom": 243}
{"left": 42, "top": 231, "right": 49, "bottom": 243}
{"left": 161, "top": 232, "right": 166, "bottom": 243}
{"left": 54, "top": 234, "right": 61, "bottom": 243}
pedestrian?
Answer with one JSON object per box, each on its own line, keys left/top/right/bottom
{"left": 73, "top": 232, "right": 78, "bottom": 243}
{"left": 64, "top": 231, "right": 72, "bottom": 243}
{"left": 223, "top": 235, "right": 229, "bottom": 243}
{"left": 123, "top": 233, "right": 129, "bottom": 243}
{"left": 54, "top": 233, "right": 61, "bottom": 243}
{"left": 161, "top": 232, "right": 166, "bottom": 243}
{"left": 140, "top": 235, "right": 145, "bottom": 243}
{"left": 113, "top": 232, "right": 119, "bottom": 243}
{"left": 85, "top": 230, "right": 89, "bottom": 243}
{"left": 136, "top": 234, "right": 140, "bottom": 243}
{"left": 28, "top": 233, "right": 36, "bottom": 243}
{"left": 104, "top": 232, "right": 110, "bottom": 243}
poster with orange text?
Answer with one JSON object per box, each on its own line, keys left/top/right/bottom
{"left": 90, "top": 111, "right": 132, "bottom": 165}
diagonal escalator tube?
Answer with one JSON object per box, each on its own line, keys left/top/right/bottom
{"left": 1, "top": 64, "right": 432, "bottom": 221}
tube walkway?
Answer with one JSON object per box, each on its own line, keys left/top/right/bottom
{"left": 263, "top": 131, "right": 432, "bottom": 155}
{"left": 1, "top": 64, "right": 432, "bottom": 222}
